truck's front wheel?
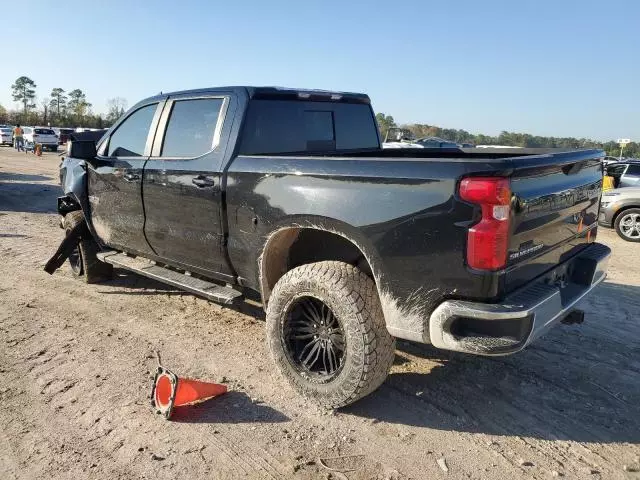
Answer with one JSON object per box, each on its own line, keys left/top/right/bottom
{"left": 266, "top": 261, "right": 395, "bottom": 408}
{"left": 63, "top": 211, "right": 113, "bottom": 283}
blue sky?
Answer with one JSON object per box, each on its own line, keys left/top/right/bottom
{"left": 1, "top": 0, "right": 638, "bottom": 141}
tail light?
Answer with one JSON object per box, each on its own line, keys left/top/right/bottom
{"left": 459, "top": 177, "right": 511, "bottom": 270}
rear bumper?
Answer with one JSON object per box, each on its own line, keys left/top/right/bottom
{"left": 428, "top": 242, "right": 610, "bottom": 356}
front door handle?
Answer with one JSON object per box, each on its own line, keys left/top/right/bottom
{"left": 123, "top": 172, "right": 140, "bottom": 182}
{"left": 192, "top": 175, "right": 215, "bottom": 188}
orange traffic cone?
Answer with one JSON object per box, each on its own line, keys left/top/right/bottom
{"left": 151, "top": 354, "right": 227, "bottom": 419}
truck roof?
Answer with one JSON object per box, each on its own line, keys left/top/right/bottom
{"left": 151, "top": 86, "right": 371, "bottom": 104}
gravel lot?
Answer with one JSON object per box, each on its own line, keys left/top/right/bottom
{"left": 1, "top": 147, "right": 639, "bottom": 479}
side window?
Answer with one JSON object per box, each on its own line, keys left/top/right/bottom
{"left": 161, "top": 98, "right": 224, "bottom": 157}
{"left": 606, "top": 164, "right": 627, "bottom": 176}
{"left": 107, "top": 103, "right": 157, "bottom": 157}
{"left": 625, "top": 164, "right": 640, "bottom": 175}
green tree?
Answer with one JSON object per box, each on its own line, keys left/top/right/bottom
{"left": 49, "top": 88, "right": 67, "bottom": 120}
{"left": 68, "top": 89, "right": 92, "bottom": 124}
{"left": 105, "top": 97, "right": 128, "bottom": 124}
{"left": 11, "top": 76, "right": 37, "bottom": 115}
{"left": 375, "top": 113, "right": 397, "bottom": 140}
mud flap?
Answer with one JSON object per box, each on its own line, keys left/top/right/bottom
{"left": 43, "top": 221, "right": 89, "bottom": 274}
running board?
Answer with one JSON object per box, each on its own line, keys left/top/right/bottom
{"left": 96, "top": 252, "right": 242, "bottom": 305}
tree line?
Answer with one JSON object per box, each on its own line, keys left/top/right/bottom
{"left": 376, "top": 113, "right": 639, "bottom": 158}
{"left": 0, "top": 76, "right": 127, "bottom": 129}
{"left": 1, "top": 78, "right": 635, "bottom": 158}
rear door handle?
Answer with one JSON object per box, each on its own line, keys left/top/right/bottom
{"left": 192, "top": 175, "right": 215, "bottom": 188}
{"left": 123, "top": 172, "right": 140, "bottom": 182}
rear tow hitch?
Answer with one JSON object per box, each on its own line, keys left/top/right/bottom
{"left": 561, "top": 309, "right": 585, "bottom": 325}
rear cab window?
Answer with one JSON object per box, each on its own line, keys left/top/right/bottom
{"left": 239, "top": 99, "right": 379, "bottom": 155}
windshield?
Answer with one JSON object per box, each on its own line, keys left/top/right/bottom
{"left": 35, "top": 128, "right": 55, "bottom": 135}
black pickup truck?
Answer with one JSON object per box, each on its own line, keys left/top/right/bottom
{"left": 49, "top": 86, "right": 610, "bottom": 407}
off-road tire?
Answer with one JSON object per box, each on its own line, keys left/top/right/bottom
{"left": 614, "top": 208, "right": 640, "bottom": 242}
{"left": 266, "top": 261, "right": 395, "bottom": 408}
{"left": 63, "top": 211, "right": 113, "bottom": 283}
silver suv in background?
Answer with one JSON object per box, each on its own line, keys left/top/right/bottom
{"left": 600, "top": 187, "right": 640, "bottom": 241}
{"left": 605, "top": 161, "right": 640, "bottom": 188}
{"left": 23, "top": 127, "right": 59, "bottom": 152}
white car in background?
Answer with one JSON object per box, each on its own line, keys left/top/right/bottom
{"left": 23, "top": 127, "right": 59, "bottom": 151}
{"left": 0, "top": 126, "right": 13, "bottom": 146}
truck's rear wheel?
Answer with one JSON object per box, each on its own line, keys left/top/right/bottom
{"left": 63, "top": 211, "right": 113, "bottom": 283}
{"left": 266, "top": 261, "right": 395, "bottom": 408}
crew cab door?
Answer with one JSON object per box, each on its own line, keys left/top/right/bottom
{"left": 142, "top": 93, "right": 235, "bottom": 278}
{"left": 88, "top": 100, "right": 164, "bottom": 254}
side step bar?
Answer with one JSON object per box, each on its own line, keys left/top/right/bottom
{"left": 97, "top": 252, "right": 242, "bottom": 305}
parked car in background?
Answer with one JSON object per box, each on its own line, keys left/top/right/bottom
{"left": 0, "top": 127, "right": 13, "bottom": 146}
{"left": 604, "top": 160, "right": 640, "bottom": 188}
{"left": 382, "top": 127, "right": 424, "bottom": 148}
{"left": 56, "top": 128, "right": 75, "bottom": 145}
{"left": 23, "top": 127, "right": 59, "bottom": 151}
{"left": 599, "top": 187, "right": 640, "bottom": 241}
{"left": 415, "top": 136, "right": 459, "bottom": 148}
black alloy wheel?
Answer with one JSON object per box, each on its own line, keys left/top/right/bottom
{"left": 282, "top": 296, "right": 346, "bottom": 381}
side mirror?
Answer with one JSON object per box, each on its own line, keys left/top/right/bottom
{"left": 68, "top": 140, "right": 97, "bottom": 160}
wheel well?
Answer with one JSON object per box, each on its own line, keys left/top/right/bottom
{"left": 612, "top": 205, "right": 640, "bottom": 227}
{"left": 260, "top": 228, "right": 374, "bottom": 303}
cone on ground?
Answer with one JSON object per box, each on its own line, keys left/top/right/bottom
{"left": 151, "top": 361, "right": 227, "bottom": 419}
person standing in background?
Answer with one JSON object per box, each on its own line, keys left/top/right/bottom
{"left": 13, "top": 124, "right": 24, "bottom": 152}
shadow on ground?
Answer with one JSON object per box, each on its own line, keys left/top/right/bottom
{"left": 99, "top": 271, "right": 266, "bottom": 319}
{"left": 0, "top": 181, "right": 60, "bottom": 213}
{"left": 169, "top": 391, "right": 289, "bottom": 424}
{"left": 0, "top": 172, "right": 54, "bottom": 182}
{"left": 0, "top": 233, "right": 29, "bottom": 238}
{"left": 345, "top": 281, "right": 640, "bottom": 444}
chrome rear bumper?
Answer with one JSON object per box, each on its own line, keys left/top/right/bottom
{"left": 428, "top": 243, "right": 610, "bottom": 355}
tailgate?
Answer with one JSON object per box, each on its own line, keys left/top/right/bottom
{"left": 505, "top": 150, "right": 603, "bottom": 292}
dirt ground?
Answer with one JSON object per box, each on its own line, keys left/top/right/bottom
{"left": 0, "top": 147, "right": 639, "bottom": 480}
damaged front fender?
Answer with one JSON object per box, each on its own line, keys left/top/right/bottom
{"left": 58, "top": 156, "right": 99, "bottom": 239}
{"left": 59, "top": 156, "right": 88, "bottom": 214}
